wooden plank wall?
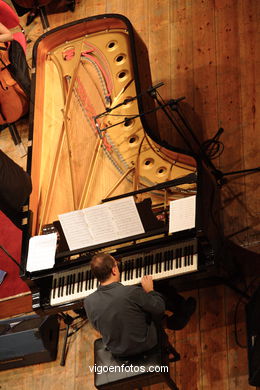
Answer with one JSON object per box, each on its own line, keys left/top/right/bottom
{"left": 0, "top": 1, "right": 259, "bottom": 390}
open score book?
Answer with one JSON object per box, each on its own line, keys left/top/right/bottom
{"left": 58, "top": 196, "right": 145, "bottom": 251}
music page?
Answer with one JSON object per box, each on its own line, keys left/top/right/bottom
{"left": 107, "top": 197, "right": 145, "bottom": 238}
{"left": 26, "top": 233, "right": 57, "bottom": 272}
{"left": 59, "top": 210, "right": 94, "bottom": 250}
{"left": 59, "top": 197, "right": 144, "bottom": 251}
{"left": 169, "top": 195, "right": 196, "bottom": 233}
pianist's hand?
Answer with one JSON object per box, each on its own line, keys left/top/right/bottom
{"left": 141, "top": 275, "right": 154, "bottom": 293}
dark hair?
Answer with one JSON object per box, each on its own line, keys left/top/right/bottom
{"left": 91, "top": 253, "right": 116, "bottom": 282}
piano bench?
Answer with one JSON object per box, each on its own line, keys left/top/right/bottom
{"left": 93, "top": 335, "right": 180, "bottom": 390}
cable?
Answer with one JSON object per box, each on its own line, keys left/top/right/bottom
{"left": 233, "top": 276, "right": 260, "bottom": 348}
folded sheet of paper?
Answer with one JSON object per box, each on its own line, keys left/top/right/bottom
{"left": 0, "top": 269, "right": 7, "bottom": 284}
{"left": 26, "top": 233, "right": 57, "bottom": 272}
{"left": 59, "top": 196, "right": 145, "bottom": 251}
{"left": 169, "top": 195, "right": 196, "bottom": 233}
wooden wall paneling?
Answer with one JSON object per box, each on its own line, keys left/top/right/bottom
{"left": 215, "top": 0, "right": 247, "bottom": 244}
{"left": 168, "top": 0, "right": 194, "bottom": 149}
{"left": 147, "top": 0, "right": 171, "bottom": 143}
{"left": 199, "top": 285, "right": 229, "bottom": 390}
{"left": 125, "top": 0, "right": 149, "bottom": 43}
{"left": 105, "top": 0, "right": 126, "bottom": 15}
{"left": 237, "top": 0, "right": 260, "bottom": 251}
{"left": 191, "top": 0, "right": 219, "bottom": 145}
{"left": 174, "top": 289, "right": 202, "bottom": 390}
{"left": 224, "top": 285, "right": 251, "bottom": 390}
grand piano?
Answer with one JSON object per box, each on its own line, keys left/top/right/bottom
{"left": 20, "top": 14, "right": 226, "bottom": 316}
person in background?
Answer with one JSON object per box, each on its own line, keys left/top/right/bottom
{"left": 84, "top": 252, "right": 196, "bottom": 358}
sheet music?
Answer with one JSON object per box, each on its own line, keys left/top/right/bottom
{"left": 169, "top": 195, "right": 196, "bottom": 233}
{"left": 59, "top": 210, "right": 94, "bottom": 250}
{"left": 83, "top": 205, "right": 118, "bottom": 245}
{"left": 108, "top": 197, "right": 144, "bottom": 238}
{"left": 59, "top": 197, "right": 145, "bottom": 251}
{"left": 26, "top": 233, "right": 57, "bottom": 272}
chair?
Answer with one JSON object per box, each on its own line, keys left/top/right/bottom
{"left": 93, "top": 329, "right": 180, "bottom": 390}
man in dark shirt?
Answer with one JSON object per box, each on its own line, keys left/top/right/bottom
{"left": 84, "top": 252, "right": 195, "bottom": 357}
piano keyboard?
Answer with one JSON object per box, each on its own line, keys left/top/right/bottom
{"left": 50, "top": 239, "right": 198, "bottom": 306}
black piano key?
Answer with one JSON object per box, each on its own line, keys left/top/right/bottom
{"left": 155, "top": 253, "right": 158, "bottom": 274}
{"left": 57, "top": 278, "right": 61, "bottom": 298}
{"left": 175, "top": 248, "right": 179, "bottom": 269}
{"left": 169, "top": 249, "right": 174, "bottom": 270}
{"left": 191, "top": 245, "right": 194, "bottom": 265}
{"left": 77, "top": 272, "right": 81, "bottom": 293}
{"left": 163, "top": 252, "right": 166, "bottom": 271}
{"left": 77, "top": 272, "right": 81, "bottom": 292}
{"left": 130, "top": 259, "right": 134, "bottom": 280}
{"left": 135, "top": 258, "right": 139, "bottom": 278}
{"left": 76, "top": 272, "right": 81, "bottom": 293}
{"left": 127, "top": 260, "right": 131, "bottom": 280}
{"left": 164, "top": 250, "right": 169, "bottom": 271}
{"left": 144, "top": 256, "right": 148, "bottom": 275}
{"left": 124, "top": 261, "right": 127, "bottom": 281}
{"left": 85, "top": 270, "right": 89, "bottom": 290}
{"left": 158, "top": 252, "right": 162, "bottom": 273}
{"left": 139, "top": 257, "right": 143, "bottom": 277}
{"left": 88, "top": 272, "right": 92, "bottom": 290}
{"left": 147, "top": 255, "right": 150, "bottom": 275}
{"left": 70, "top": 274, "right": 74, "bottom": 294}
{"left": 65, "top": 275, "right": 69, "bottom": 295}
{"left": 179, "top": 248, "right": 182, "bottom": 268}
{"left": 52, "top": 278, "right": 57, "bottom": 299}
{"left": 184, "top": 246, "right": 187, "bottom": 267}
{"left": 150, "top": 254, "right": 154, "bottom": 274}
{"left": 188, "top": 246, "right": 191, "bottom": 265}
{"left": 80, "top": 271, "right": 84, "bottom": 292}
{"left": 146, "top": 255, "right": 150, "bottom": 275}
{"left": 60, "top": 276, "right": 65, "bottom": 297}
{"left": 68, "top": 274, "right": 72, "bottom": 295}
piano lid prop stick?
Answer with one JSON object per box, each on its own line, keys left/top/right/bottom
{"left": 38, "top": 48, "right": 84, "bottom": 234}
{"left": 78, "top": 137, "right": 103, "bottom": 210}
{"left": 103, "top": 167, "right": 135, "bottom": 200}
{"left": 133, "top": 136, "right": 145, "bottom": 196}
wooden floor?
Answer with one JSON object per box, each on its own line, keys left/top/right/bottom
{"left": 0, "top": 0, "right": 259, "bottom": 389}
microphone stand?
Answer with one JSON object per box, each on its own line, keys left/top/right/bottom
{"left": 0, "top": 244, "right": 30, "bottom": 278}
{"left": 147, "top": 85, "right": 260, "bottom": 186}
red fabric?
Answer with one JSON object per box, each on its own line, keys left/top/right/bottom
{"left": 0, "top": 0, "right": 19, "bottom": 28}
{"left": 0, "top": 210, "right": 29, "bottom": 299}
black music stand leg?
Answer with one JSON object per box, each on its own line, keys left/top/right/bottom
{"left": 60, "top": 313, "right": 74, "bottom": 366}
{"left": 60, "top": 322, "right": 70, "bottom": 366}
{"left": 8, "top": 123, "right": 27, "bottom": 157}
{"left": 38, "top": 6, "right": 50, "bottom": 32}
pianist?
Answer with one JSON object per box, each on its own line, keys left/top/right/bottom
{"left": 84, "top": 252, "right": 196, "bottom": 358}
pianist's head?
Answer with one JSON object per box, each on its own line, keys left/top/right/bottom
{"left": 91, "top": 253, "right": 120, "bottom": 285}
